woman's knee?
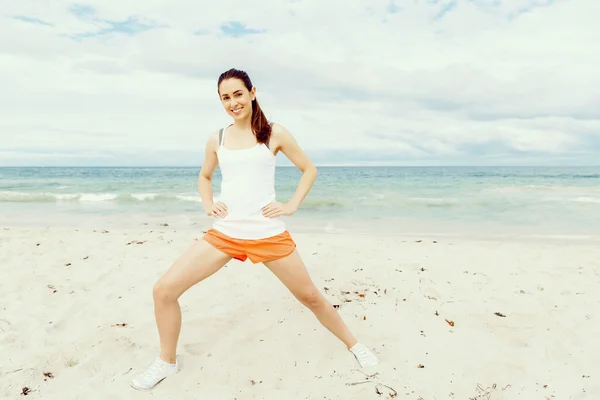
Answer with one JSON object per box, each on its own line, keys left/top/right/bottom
{"left": 297, "top": 288, "right": 325, "bottom": 310}
{"left": 153, "top": 280, "right": 178, "bottom": 303}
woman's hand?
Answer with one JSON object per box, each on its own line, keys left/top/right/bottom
{"left": 261, "top": 202, "right": 296, "bottom": 218}
{"left": 205, "top": 201, "right": 228, "bottom": 218}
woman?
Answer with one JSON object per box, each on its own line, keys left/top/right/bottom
{"left": 130, "top": 68, "right": 379, "bottom": 391}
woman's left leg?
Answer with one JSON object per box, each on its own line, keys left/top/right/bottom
{"left": 262, "top": 249, "right": 358, "bottom": 349}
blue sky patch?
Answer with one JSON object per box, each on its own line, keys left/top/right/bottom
{"left": 387, "top": 1, "right": 401, "bottom": 13}
{"left": 435, "top": 1, "right": 457, "bottom": 19}
{"left": 12, "top": 16, "right": 53, "bottom": 26}
{"left": 508, "top": 0, "right": 556, "bottom": 19}
{"left": 220, "top": 21, "right": 266, "bottom": 37}
{"left": 68, "top": 4, "right": 96, "bottom": 19}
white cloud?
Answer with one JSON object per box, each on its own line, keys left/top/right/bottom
{"left": 0, "top": 0, "right": 599, "bottom": 166}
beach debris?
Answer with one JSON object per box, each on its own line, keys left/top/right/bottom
{"left": 469, "top": 383, "right": 511, "bottom": 400}
{"left": 445, "top": 319, "right": 455, "bottom": 327}
{"left": 122, "top": 367, "right": 132, "bottom": 375}
{"left": 5, "top": 368, "right": 22, "bottom": 375}
{"left": 47, "top": 285, "right": 57, "bottom": 293}
{"left": 494, "top": 312, "right": 506, "bottom": 318}
{"left": 0, "top": 319, "right": 12, "bottom": 333}
{"left": 435, "top": 311, "right": 439, "bottom": 316}
{"left": 363, "top": 316, "right": 367, "bottom": 320}
{"left": 160, "top": 223, "right": 169, "bottom": 227}
{"left": 83, "top": 256, "right": 89, "bottom": 260}
{"left": 112, "top": 323, "right": 127, "bottom": 327}
{"left": 65, "top": 263, "right": 71, "bottom": 266}
{"left": 102, "top": 230, "right": 109, "bottom": 233}
{"left": 415, "top": 240, "right": 422, "bottom": 243}
{"left": 433, "top": 240, "right": 438, "bottom": 243}
{"left": 346, "top": 370, "right": 397, "bottom": 398}
{"left": 21, "top": 387, "right": 31, "bottom": 395}
{"left": 36, "top": 243, "right": 40, "bottom": 246}
{"left": 323, "top": 286, "right": 330, "bottom": 293}
{"left": 43, "top": 371, "right": 54, "bottom": 380}
{"left": 417, "top": 364, "right": 425, "bottom": 368}
{"left": 126, "top": 240, "right": 146, "bottom": 245}
{"left": 333, "top": 304, "right": 340, "bottom": 309}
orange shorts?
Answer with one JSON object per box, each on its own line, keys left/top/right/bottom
{"left": 202, "top": 228, "right": 296, "bottom": 264}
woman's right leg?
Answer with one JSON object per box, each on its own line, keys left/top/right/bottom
{"left": 153, "top": 238, "right": 232, "bottom": 363}
{"left": 131, "top": 239, "right": 232, "bottom": 391}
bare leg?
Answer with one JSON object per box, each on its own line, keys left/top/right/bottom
{"left": 153, "top": 239, "right": 231, "bottom": 363}
{"left": 263, "top": 250, "right": 358, "bottom": 349}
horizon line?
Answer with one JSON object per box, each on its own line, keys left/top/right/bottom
{"left": 1, "top": 164, "right": 599, "bottom": 168}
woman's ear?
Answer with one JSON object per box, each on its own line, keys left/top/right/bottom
{"left": 251, "top": 86, "right": 257, "bottom": 101}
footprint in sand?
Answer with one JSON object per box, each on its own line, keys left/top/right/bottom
{"left": 183, "top": 343, "right": 207, "bottom": 356}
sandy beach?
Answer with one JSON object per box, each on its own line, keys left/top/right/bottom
{"left": 1, "top": 225, "right": 599, "bottom": 399}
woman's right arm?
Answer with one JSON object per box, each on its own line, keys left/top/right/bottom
{"left": 198, "top": 131, "right": 227, "bottom": 218}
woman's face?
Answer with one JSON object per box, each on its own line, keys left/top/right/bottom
{"left": 218, "top": 78, "right": 255, "bottom": 120}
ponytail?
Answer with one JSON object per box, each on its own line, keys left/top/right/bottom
{"left": 251, "top": 98, "right": 272, "bottom": 144}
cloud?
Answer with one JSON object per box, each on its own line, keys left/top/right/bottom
{"left": 0, "top": 0, "right": 599, "bottom": 166}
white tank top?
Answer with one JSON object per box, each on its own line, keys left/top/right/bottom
{"left": 211, "top": 124, "right": 286, "bottom": 239}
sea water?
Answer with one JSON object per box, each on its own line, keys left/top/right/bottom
{"left": 1, "top": 166, "right": 599, "bottom": 237}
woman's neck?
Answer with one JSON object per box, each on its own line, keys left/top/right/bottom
{"left": 232, "top": 116, "right": 252, "bottom": 132}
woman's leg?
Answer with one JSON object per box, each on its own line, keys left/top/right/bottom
{"left": 131, "top": 239, "right": 232, "bottom": 391}
{"left": 153, "top": 239, "right": 232, "bottom": 363}
{"left": 262, "top": 249, "right": 358, "bottom": 348}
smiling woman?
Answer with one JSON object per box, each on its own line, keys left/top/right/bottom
{"left": 129, "top": 68, "right": 380, "bottom": 391}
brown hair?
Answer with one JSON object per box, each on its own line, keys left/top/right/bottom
{"left": 217, "top": 68, "right": 272, "bottom": 144}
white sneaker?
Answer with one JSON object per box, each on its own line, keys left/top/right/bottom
{"left": 130, "top": 357, "right": 178, "bottom": 390}
{"left": 349, "top": 343, "right": 380, "bottom": 368}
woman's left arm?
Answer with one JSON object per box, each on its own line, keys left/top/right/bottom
{"left": 262, "top": 124, "right": 318, "bottom": 218}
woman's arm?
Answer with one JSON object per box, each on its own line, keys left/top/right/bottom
{"left": 198, "top": 131, "right": 227, "bottom": 218}
{"left": 262, "top": 124, "right": 318, "bottom": 217}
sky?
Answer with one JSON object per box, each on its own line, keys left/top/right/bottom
{"left": 1, "top": 0, "right": 599, "bottom": 167}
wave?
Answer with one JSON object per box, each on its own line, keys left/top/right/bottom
{"left": 0, "top": 191, "right": 199, "bottom": 203}
{"left": 406, "top": 197, "right": 458, "bottom": 205}
{"left": 571, "top": 197, "right": 600, "bottom": 204}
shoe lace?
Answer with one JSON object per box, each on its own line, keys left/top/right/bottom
{"left": 354, "top": 345, "right": 374, "bottom": 360}
{"left": 141, "top": 359, "right": 164, "bottom": 379}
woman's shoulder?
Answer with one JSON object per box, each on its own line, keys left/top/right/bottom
{"left": 269, "top": 122, "right": 292, "bottom": 137}
{"left": 268, "top": 122, "right": 299, "bottom": 151}
{"left": 204, "top": 129, "right": 222, "bottom": 151}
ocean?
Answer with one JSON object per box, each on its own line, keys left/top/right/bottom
{"left": 1, "top": 166, "right": 600, "bottom": 237}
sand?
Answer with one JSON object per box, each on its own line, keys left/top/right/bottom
{"left": 1, "top": 225, "right": 599, "bottom": 399}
